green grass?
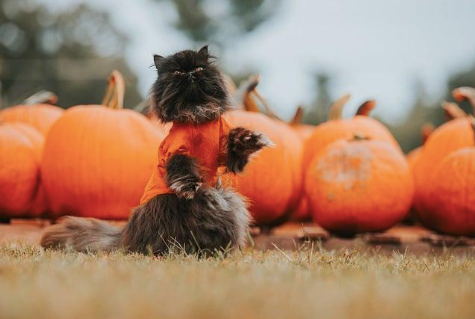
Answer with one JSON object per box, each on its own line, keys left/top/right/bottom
{"left": 0, "top": 242, "right": 474, "bottom": 319}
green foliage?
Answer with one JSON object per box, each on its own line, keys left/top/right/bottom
{"left": 153, "top": 0, "right": 281, "bottom": 81}
{"left": 388, "top": 63, "right": 475, "bottom": 153}
{"left": 302, "top": 65, "right": 475, "bottom": 153}
{"left": 0, "top": 0, "right": 142, "bottom": 108}
{"left": 302, "top": 73, "right": 332, "bottom": 125}
{"left": 156, "top": 0, "right": 281, "bottom": 47}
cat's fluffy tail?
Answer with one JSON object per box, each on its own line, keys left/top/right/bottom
{"left": 40, "top": 216, "right": 122, "bottom": 253}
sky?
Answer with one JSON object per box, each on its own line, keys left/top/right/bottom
{"left": 40, "top": 0, "right": 475, "bottom": 123}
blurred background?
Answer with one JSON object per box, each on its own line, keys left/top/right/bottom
{"left": 1, "top": 0, "right": 475, "bottom": 152}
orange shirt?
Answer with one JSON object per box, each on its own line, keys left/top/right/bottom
{"left": 140, "top": 117, "right": 232, "bottom": 204}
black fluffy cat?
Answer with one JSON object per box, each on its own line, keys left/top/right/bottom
{"left": 40, "top": 46, "right": 271, "bottom": 256}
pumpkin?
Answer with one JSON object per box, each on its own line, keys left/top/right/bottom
{"left": 0, "top": 92, "right": 64, "bottom": 136}
{"left": 413, "top": 87, "right": 475, "bottom": 228}
{"left": 296, "top": 98, "right": 400, "bottom": 222}
{"left": 423, "top": 123, "right": 475, "bottom": 236}
{"left": 223, "top": 110, "right": 302, "bottom": 225}
{"left": 42, "top": 71, "right": 166, "bottom": 219}
{"left": 0, "top": 122, "right": 44, "bottom": 217}
{"left": 220, "top": 77, "right": 303, "bottom": 225}
{"left": 407, "top": 102, "right": 465, "bottom": 172}
{"left": 302, "top": 96, "right": 401, "bottom": 169}
{"left": 305, "top": 136, "right": 414, "bottom": 235}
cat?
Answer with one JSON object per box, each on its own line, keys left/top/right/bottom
{"left": 40, "top": 45, "right": 271, "bottom": 256}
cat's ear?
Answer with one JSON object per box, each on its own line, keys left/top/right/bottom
{"left": 198, "top": 45, "right": 209, "bottom": 58}
{"left": 153, "top": 54, "right": 164, "bottom": 68}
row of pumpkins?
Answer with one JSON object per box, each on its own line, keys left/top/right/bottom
{"left": 1, "top": 71, "right": 475, "bottom": 237}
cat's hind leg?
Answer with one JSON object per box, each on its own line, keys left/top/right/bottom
{"left": 188, "top": 186, "right": 251, "bottom": 253}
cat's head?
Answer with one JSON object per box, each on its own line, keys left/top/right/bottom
{"left": 150, "top": 45, "right": 229, "bottom": 124}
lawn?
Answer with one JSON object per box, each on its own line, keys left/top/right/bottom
{"left": 0, "top": 242, "right": 474, "bottom": 319}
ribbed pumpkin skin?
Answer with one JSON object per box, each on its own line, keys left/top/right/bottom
{"left": 422, "top": 148, "right": 475, "bottom": 235}
{"left": 224, "top": 110, "right": 302, "bottom": 225}
{"left": 42, "top": 106, "right": 166, "bottom": 219}
{"left": 306, "top": 139, "right": 414, "bottom": 235}
{"left": 6, "top": 124, "right": 47, "bottom": 215}
{"left": 302, "top": 116, "right": 401, "bottom": 169}
{"left": 413, "top": 118, "right": 473, "bottom": 216}
{"left": 0, "top": 123, "right": 43, "bottom": 217}
{"left": 0, "top": 104, "right": 64, "bottom": 135}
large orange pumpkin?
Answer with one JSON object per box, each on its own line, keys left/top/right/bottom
{"left": 305, "top": 136, "right": 414, "bottom": 235}
{"left": 42, "top": 71, "right": 166, "bottom": 219}
{"left": 413, "top": 87, "right": 475, "bottom": 229}
{"left": 0, "top": 123, "right": 44, "bottom": 218}
{"left": 0, "top": 92, "right": 63, "bottom": 136}
{"left": 424, "top": 146, "right": 475, "bottom": 236}
{"left": 221, "top": 77, "right": 303, "bottom": 225}
{"left": 288, "top": 102, "right": 382, "bottom": 222}
{"left": 223, "top": 110, "right": 302, "bottom": 225}
{"left": 407, "top": 102, "right": 465, "bottom": 173}
{"left": 302, "top": 96, "right": 401, "bottom": 169}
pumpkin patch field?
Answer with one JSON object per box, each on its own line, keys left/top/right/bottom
{"left": 2, "top": 74, "right": 475, "bottom": 319}
{"left": 2, "top": 0, "right": 475, "bottom": 317}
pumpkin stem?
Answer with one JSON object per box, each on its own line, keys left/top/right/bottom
{"left": 241, "top": 75, "right": 261, "bottom": 113}
{"left": 355, "top": 100, "right": 376, "bottom": 116}
{"left": 23, "top": 90, "right": 58, "bottom": 105}
{"left": 290, "top": 105, "right": 304, "bottom": 126}
{"left": 442, "top": 101, "right": 466, "bottom": 120}
{"left": 351, "top": 133, "right": 369, "bottom": 141}
{"left": 240, "top": 74, "right": 282, "bottom": 121}
{"left": 253, "top": 89, "right": 282, "bottom": 121}
{"left": 453, "top": 87, "right": 475, "bottom": 112}
{"left": 421, "top": 123, "right": 435, "bottom": 144}
{"left": 328, "top": 94, "right": 351, "bottom": 121}
{"left": 101, "top": 70, "right": 125, "bottom": 110}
